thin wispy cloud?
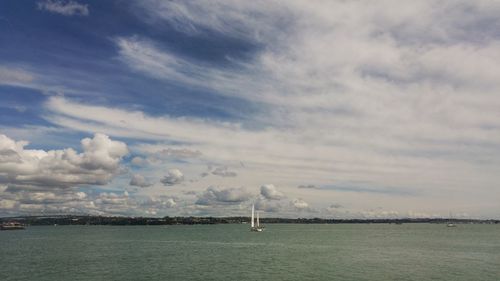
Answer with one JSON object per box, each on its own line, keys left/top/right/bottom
{"left": 0, "top": 66, "right": 37, "bottom": 90}
{"left": 320, "top": 184, "right": 419, "bottom": 196}
{"left": 37, "top": 0, "right": 89, "bottom": 16}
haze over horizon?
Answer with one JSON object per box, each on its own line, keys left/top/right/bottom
{"left": 1, "top": 0, "right": 500, "bottom": 219}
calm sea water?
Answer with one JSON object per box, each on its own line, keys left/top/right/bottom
{"left": 1, "top": 224, "right": 499, "bottom": 281}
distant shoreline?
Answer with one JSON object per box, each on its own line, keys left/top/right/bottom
{"left": 1, "top": 215, "right": 499, "bottom": 226}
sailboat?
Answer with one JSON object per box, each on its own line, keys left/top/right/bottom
{"left": 447, "top": 211, "right": 457, "bottom": 227}
{"left": 250, "top": 204, "right": 264, "bottom": 232}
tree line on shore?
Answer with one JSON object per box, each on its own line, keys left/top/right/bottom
{"left": 1, "top": 215, "right": 498, "bottom": 226}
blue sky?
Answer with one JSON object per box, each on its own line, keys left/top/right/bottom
{"left": 1, "top": 0, "right": 500, "bottom": 218}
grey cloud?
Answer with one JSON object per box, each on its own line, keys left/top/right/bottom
{"left": 321, "top": 184, "right": 418, "bottom": 196}
{"left": 0, "top": 185, "right": 178, "bottom": 217}
{"left": 211, "top": 166, "right": 237, "bottom": 177}
{"left": 95, "top": 192, "right": 129, "bottom": 206}
{"left": 152, "top": 148, "right": 202, "bottom": 159}
{"left": 129, "top": 174, "right": 153, "bottom": 188}
{"left": 0, "top": 189, "right": 87, "bottom": 205}
{"left": 290, "top": 198, "right": 309, "bottom": 210}
{"left": 260, "top": 184, "right": 285, "bottom": 200}
{"left": 139, "top": 196, "right": 177, "bottom": 210}
{"left": 0, "top": 149, "right": 21, "bottom": 163}
{"left": 196, "top": 186, "right": 252, "bottom": 205}
{"left": 135, "top": 147, "right": 202, "bottom": 166}
{"left": 17, "top": 191, "right": 87, "bottom": 205}
{"left": 131, "top": 156, "right": 148, "bottom": 166}
{"left": 255, "top": 198, "right": 282, "bottom": 213}
{"left": 161, "top": 169, "right": 184, "bottom": 186}
{"left": 297, "top": 184, "right": 319, "bottom": 189}
{"left": 182, "top": 190, "right": 197, "bottom": 196}
{"left": 0, "top": 188, "right": 95, "bottom": 216}
{"left": 0, "top": 198, "right": 18, "bottom": 212}
{"left": 90, "top": 192, "right": 140, "bottom": 216}
{"left": 163, "top": 198, "right": 176, "bottom": 208}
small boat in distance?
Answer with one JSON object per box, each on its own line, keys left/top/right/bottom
{"left": 250, "top": 204, "right": 264, "bottom": 232}
{"left": 0, "top": 221, "right": 26, "bottom": 230}
{"left": 447, "top": 211, "right": 457, "bottom": 227}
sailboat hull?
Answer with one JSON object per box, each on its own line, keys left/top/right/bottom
{"left": 250, "top": 204, "right": 264, "bottom": 232}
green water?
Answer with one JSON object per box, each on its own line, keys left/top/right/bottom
{"left": 1, "top": 224, "right": 499, "bottom": 281}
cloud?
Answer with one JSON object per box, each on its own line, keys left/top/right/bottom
{"left": 131, "top": 148, "right": 202, "bottom": 167}
{"left": 290, "top": 198, "right": 309, "bottom": 210}
{"left": 321, "top": 184, "right": 418, "bottom": 196}
{"left": 164, "top": 198, "right": 176, "bottom": 208}
{"left": 160, "top": 169, "right": 184, "bottom": 186}
{"left": 199, "top": 165, "right": 238, "bottom": 178}
{"left": 114, "top": 36, "right": 261, "bottom": 99}
{"left": 0, "top": 66, "right": 35, "bottom": 86}
{"left": 359, "top": 210, "right": 401, "bottom": 219}
{"left": 0, "top": 133, "right": 128, "bottom": 191}
{"left": 140, "top": 196, "right": 177, "bottom": 209}
{"left": 92, "top": 192, "right": 134, "bottom": 215}
{"left": 196, "top": 186, "right": 252, "bottom": 205}
{"left": 16, "top": 190, "right": 87, "bottom": 204}
{"left": 134, "top": 0, "right": 291, "bottom": 42}
{"left": 0, "top": 198, "right": 17, "bottom": 210}
{"left": 255, "top": 197, "right": 282, "bottom": 212}
{"left": 129, "top": 174, "right": 152, "bottom": 188}
{"left": 37, "top": 0, "right": 89, "bottom": 16}
{"left": 152, "top": 148, "right": 202, "bottom": 159}
{"left": 260, "top": 184, "right": 285, "bottom": 200}
{"left": 0, "top": 188, "right": 95, "bottom": 215}
{"left": 130, "top": 156, "right": 148, "bottom": 166}
{"left": 0, "top": 188, "right": 182, "bottom": 216}
{"left": 329, "top": 203, "right": 343, "bottom": 209}
{"left": 211, "top": 166, "right": 237, "bottom": 177}
{"left": 325, "top": 204, "right": 344, "bottom": 214}
{"left": 297, "top": 184, "right": 318, "bottom": 189}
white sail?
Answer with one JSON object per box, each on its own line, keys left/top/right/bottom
{"left": 251, "top": 204, "right": 255, "bottom": 228}
{"left": 257, "top": 211, "right": 260, "bottom": 227}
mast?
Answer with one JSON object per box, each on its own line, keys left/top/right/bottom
{"left": 256, "top": 211, "right": 260, "bottom": 227}
{"left": 251, "top": 204, "right": 255, "bottom": 228}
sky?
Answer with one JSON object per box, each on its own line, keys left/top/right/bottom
{"left": 1, "top": 0, "right": 500, "bottom": 219}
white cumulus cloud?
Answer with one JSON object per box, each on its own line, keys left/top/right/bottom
{"left": 0, "top": 133, "right": 128, "bottom": 191}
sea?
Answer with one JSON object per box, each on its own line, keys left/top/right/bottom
{"left": 1, "top": 223, "right": 499, "bottom": 281}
